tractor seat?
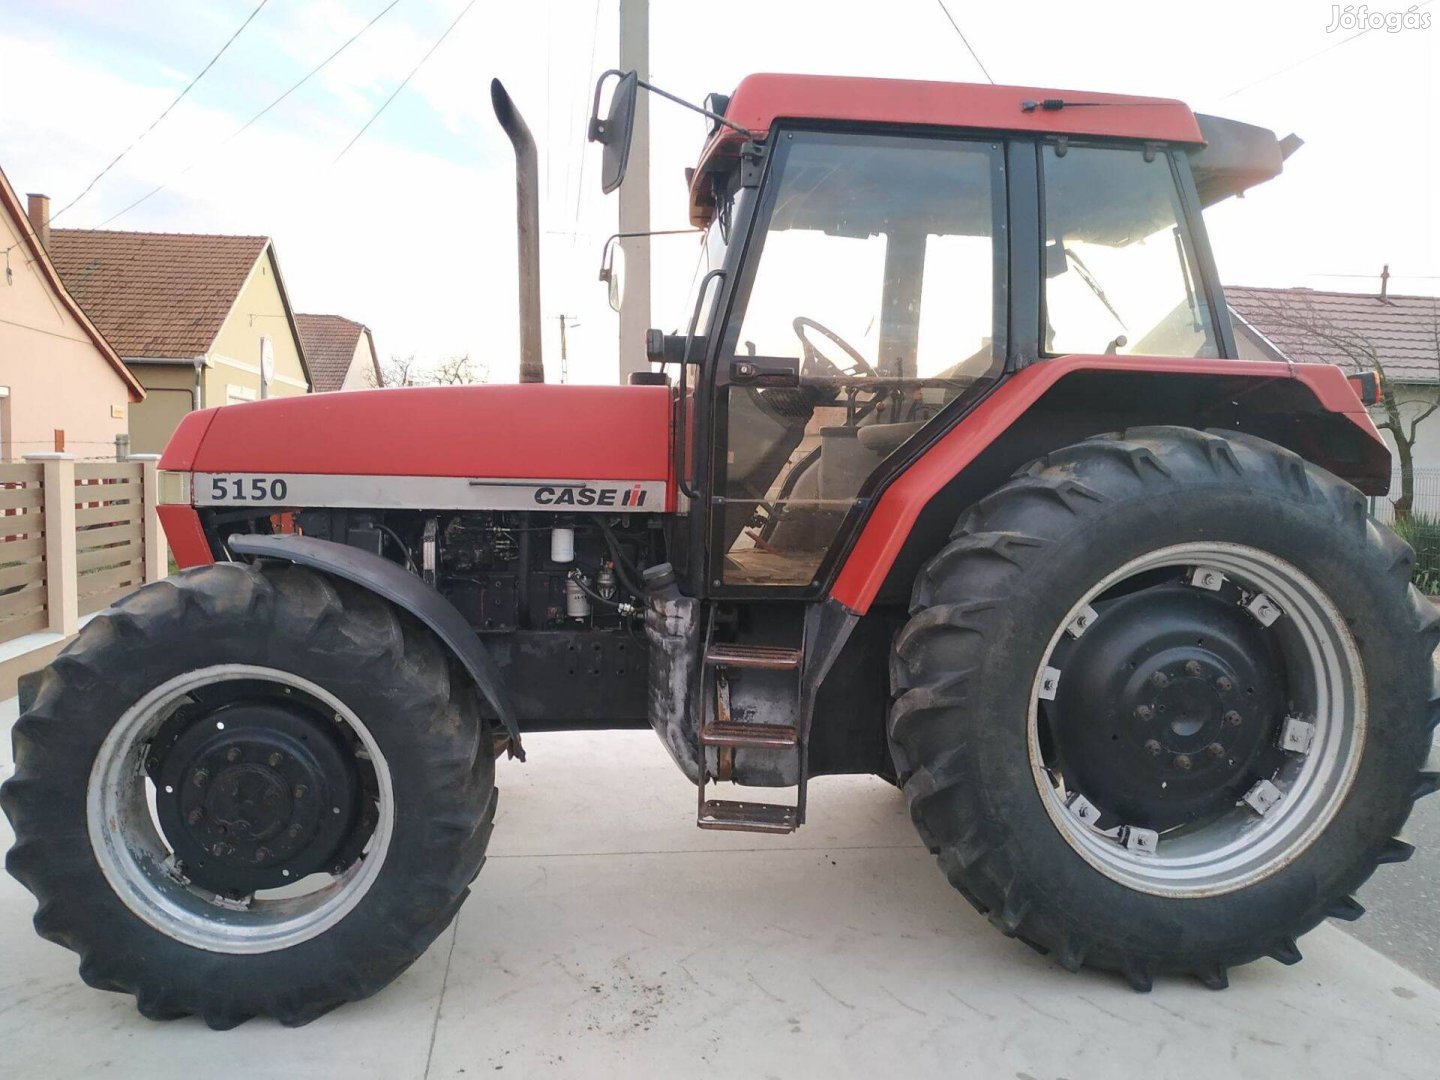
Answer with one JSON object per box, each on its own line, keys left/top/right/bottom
{"left": 856, "top": 420, "right": 926, "bottom": 458}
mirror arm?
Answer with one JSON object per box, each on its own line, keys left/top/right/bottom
{"left": 634, "top": 78, "right": 756, "bottom": 139}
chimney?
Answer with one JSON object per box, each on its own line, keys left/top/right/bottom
{"left": 1380, "top": 263, "right": 1390, "bottom": 303}
{"left": 26, "top": 193, "right": 50, "bottom": 248}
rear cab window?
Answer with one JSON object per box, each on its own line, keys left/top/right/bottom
{"left": 1041, "top": 144, "right": 1219, "bottom": 359}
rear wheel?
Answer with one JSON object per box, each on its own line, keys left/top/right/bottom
{"left": 2, "top": 562, "right": 498, "bottom": 1027}
{"left": 890, "top": 427, "right": 1440, "bottom": 989}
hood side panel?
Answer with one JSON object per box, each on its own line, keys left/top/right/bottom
{"left": 186, "top": 384, "right": 673, "bottom": 481}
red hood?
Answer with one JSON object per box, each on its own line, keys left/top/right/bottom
{"left": 160, "top": 384, "right": 674, "bottom": 483}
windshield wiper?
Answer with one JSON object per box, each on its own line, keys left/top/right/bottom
{"left": 1065, "top": 247, "right": 1128, "bottom": 332}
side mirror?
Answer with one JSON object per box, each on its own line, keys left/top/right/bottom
{"left": 599, "top": 242, "right": 625, "bottom": 312}
{"left": 588, "top": 69, "right": 639, "bottom": 194}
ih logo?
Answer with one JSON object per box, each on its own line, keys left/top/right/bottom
{"left": 622, "top": 483, "right": 646, "bottom": 507}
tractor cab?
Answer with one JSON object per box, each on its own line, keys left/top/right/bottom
{"left": 593, "top": 74, "right": 1278, "bottom": 601}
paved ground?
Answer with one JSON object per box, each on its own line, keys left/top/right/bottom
{"left": 2, "top": 721, "right": 1439, "bottom": 1079}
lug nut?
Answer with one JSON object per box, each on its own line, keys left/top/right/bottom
{"left": 268, "top": 752, "right": 282, "bottom": 767}
{"left": 186, "top": 808, "right": 203, "bottom": 825}
{"left": 1174, "top": 754, "right": 1193, "bottom": 770}
{"left": 192, "top": 769, "right": 209, "bottom": 788}
{"left": 1207, "top": 742, "right": 1226, "bottom": 758}
{"left": 211, "top": 842, "right": 230, "bottom": 857}
{"left": 254, "top": 848, "right": 269, "bottom": 864}
{"left": 1149, "top": 672, "right": 1169, "bottom": 689}
{"left": 1135, "top": 704, "right": 1155, "bottom": 721}
{"left": 1144, "top": 739, "right": 1164, "bottom": 756}
{"left": 293, "top": 784, "right": 307, "bottom": 800}
{"left": 1184, "top": 660, "right": 1202, "bottom": 677}
{"left": 225, "top": 746, "right": 242, "bottom": 762}
{"left": 1223, "top": 710, "right": 1243, "bottom": 727}
{"left": 288, "top": 823, "right": 303, "bottom": 838}
{"left": 1215, "top": 676, "right": 1233, "bottom": 692}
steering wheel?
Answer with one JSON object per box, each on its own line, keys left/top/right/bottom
{"left": 793, "top": 316, "right": 876, "bottom": 380}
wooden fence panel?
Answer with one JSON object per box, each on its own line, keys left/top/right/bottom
{"left": 0, "top": 457, "right": 166, "bottom": 645}
{"left": 0, "top": 464, "right": 45, "bottom": 645}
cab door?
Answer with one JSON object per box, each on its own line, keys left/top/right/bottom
{"left": 705, "top": 128, "right": 1009, "bottom": 592}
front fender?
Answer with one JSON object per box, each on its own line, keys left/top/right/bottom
{"left": 227, "top": 533, "right": 523, "bottom": 759}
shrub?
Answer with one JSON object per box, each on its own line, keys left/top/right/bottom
{"left": 1392, "top": 512, "right": 1440, "bottom": 595}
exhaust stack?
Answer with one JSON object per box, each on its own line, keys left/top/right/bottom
{"left": 491, "top": 79, "right": 544, "bottom": 384}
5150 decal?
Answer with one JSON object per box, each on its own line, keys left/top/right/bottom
{"left": 210, "top": 476, "right": 289, "bottom": 502}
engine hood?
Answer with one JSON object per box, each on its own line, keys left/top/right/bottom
{"left": 160, "top": 383, "right": 675, "bottom": 512}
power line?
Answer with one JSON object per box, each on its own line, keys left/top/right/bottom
{"left": 934, "top": 0, "right": 994, "bottom": 85}
{"left": 1220, "top": 0, "right": 1433, "bottom": 100}
{"left": 49, "top": 0, "right": 272, "bottom": 226}
{"left": 572, "top": 0, "right": 604, "bottom": 231}
{"left": 333, "top": 0, "right": 479, "bottom": 162}
{"left": 96, "top": 0, "right": 404, "bottom": 228}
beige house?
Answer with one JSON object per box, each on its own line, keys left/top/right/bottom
{"left": 0, "top": 172, "right": 144, "bottom": 460}
{"left": 294, "top": 314, "right": 381, "bottom": 391}
{"left": 35, "top": 208, "right": 312, "bottom": 454}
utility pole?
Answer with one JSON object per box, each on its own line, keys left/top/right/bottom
{"left": 617, "top": 0, "right": 650, "bottom": 385}
{"left": 556, "top": 314, "right": 579, "bottom": 383}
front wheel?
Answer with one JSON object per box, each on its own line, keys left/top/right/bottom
{"left": 890, "top": 427, "right": 1439, "bottom": 990}
{"left": 2, "top": 563, "right": 498, "bottom": 1027}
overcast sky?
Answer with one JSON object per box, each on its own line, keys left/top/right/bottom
{"left": 1, "top": 0, "right": 1434, "bottom": 384}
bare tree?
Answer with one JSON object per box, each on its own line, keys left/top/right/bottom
{"left": 429, "top": 353, "right": 490, "bottom": 386}
{"left": 367, "top": 354, "right": 422, "bottom": 389}
{"left": 1242, "top": 292, "right": 1440, "bottom": 521}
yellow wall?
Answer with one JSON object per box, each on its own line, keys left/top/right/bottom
{"left": 205, "top": 248, "right": 310, "bottom": 407}
{"left": 0, "top": 210, "right": 133, "bottom": 460}
{"left": 127, "top": 363, "right": 195, "bottom": 455}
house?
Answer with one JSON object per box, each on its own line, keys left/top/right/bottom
{"left": 1228, "top": 284, "right": 1440, "bottom": 471}
{"left": 294, "top": 314, "right": 381, "bottom": 391}
{"left": 0, "top": 172, "right": 144, "bottom": 460}
{"left": 33, "top": 202, "right": 312, "bottom": 454}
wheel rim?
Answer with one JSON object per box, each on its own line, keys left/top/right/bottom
{"left": 88, "top": 665, "right": 394, "bottom": 954}
{"left": 1028, "top": 542, "right": 1365, "bottom": 897}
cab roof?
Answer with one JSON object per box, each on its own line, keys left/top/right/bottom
{"left": 688, "top": 73, "right": 1204, "bottom": 226}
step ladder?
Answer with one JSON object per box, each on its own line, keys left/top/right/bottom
{"left": 697, "top": 641, "right": 808, "bottom": 834}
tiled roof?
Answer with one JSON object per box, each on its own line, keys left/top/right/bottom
{"left": 294, "top": 313, "right": 375, "bottom": 392}
{"left": 1227, "top": 286, "right": 1440, "bottom": 385}
{"left": 47, "top": 228, "right": 269, "bottom": 359}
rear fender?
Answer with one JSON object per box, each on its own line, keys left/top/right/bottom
{"left": 227, "top": 533, "right": 523, "bottom": 759}
{"left": 830, "top": 356, "right": 1390, "bottom": 614}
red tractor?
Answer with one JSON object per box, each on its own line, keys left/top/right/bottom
{"left": 5, "top": 72, "right": 1435, "bottom": 1028}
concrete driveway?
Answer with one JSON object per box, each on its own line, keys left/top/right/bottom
{"left": 2, "top": 720, "right": 1438, "bottom": 1078}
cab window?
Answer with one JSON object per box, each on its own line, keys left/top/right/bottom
{"left": 714, "top": 130, "right": 1005, "bottom": 587}
{"left": 1041, "top": 145, "right": 1218, "bottom": 358}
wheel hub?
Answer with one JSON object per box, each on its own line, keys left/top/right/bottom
{"left": 1050, "top": 584, "right": 1286, "bottom": 831}
{"left": 151, "top": 701, "right": 365, "bottom": 893}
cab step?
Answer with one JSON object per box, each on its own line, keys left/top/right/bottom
{"left": 705, "top": 643, "right": 803, "bottom": 670}
{"left": 700, "top": 721, "right": 798, "bottom": 749}
{"left": 697, "top": 799, "right": 799, "bottom": 834}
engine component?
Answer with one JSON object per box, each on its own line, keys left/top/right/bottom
{"left": 564, "top": 575, "right": 591, "bottom": 619}
{"left": 550, "top": 526, "right": 575, "bottom": 563}
{"left": 597, "top": 564, "right": 617, "bottom": 601}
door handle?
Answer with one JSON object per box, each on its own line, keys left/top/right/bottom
{"left": 730, "top": 358, "right": 798, "bottom": 387}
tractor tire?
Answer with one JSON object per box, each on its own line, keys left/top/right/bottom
{"left": 1, "top": 562, "right": 498, "bottom": 1027}
{"left": 889, "top": 426, "right": 1439, "bottom": 991}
